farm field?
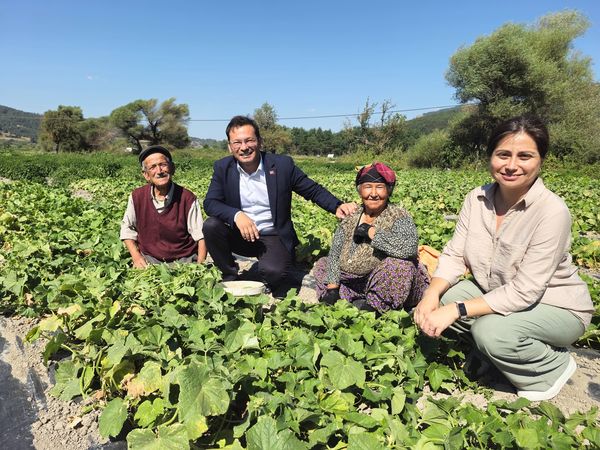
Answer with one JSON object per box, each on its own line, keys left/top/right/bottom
{"left": 0, "top": 153, "right": 599, "bottom": 449}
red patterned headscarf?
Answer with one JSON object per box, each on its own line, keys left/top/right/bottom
{"left": 355, "top": 162, "right": 396, "bottom": 187}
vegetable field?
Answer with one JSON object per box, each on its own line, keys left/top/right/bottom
{"left": 0, "top": 153, "right": 599, "bottom": 449}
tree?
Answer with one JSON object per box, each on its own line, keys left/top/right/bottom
{"left": 110, "top": 98, "right": 190, "bottom": 153}
{"left": 345, "top": 98, "right": 409, "bottom": 155}
{"left": 79, "top": 117, "right": 118, "bottom": 152}
{"left": 446, "top": 10, "right": 600, "bottom": 162}
{"left": 39, "top": 105, "right": 84, "bottom": 153}
{"left": 252, "top": 103, "right": 292, "bottom": 153}
{"left": 253, "top": 102, "right": 278, "bottom": 131}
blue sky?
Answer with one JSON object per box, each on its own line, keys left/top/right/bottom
{"left": 2, "top": 0, "right": 599, "bottom": 139}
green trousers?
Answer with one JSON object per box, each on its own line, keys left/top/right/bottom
{"left": 440, "top": 280, "right": 584, "bottom": 391}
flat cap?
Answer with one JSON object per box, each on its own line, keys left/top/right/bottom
{"left": 138, "top": 145, "right": 172, "bottom": 165}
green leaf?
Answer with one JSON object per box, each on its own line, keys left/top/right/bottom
{"left": 224, "top": 319, "right": 259, "bottom": 353}
{"left": 177, "top": 364, "right": 229, "bottom": 433}
{"left": 137, "top": 324, "right": 171, "bottom": 348}
{"left": 319, "top": 390, "right": 355, "bottom": 413}
{"left": 134, "top": 398, "right": 165, "bottom": 428}
{"left": 389, "top": 387, "right": 405, "bottom": 415}
{"left": 49, "top": 360, "right": 81, "bottom": 400}
{"left": 98, "top": 397, "right": 128, "bottom": 438}
{"left": 425, "top": 363, "right": 454, "bottom": 392}
{"left": 287, "top": 310, "right": 324, "bottom": 327}
{"left": 513, "top": 427, "right": 542, "bottom": 449}
{"left": 42, "top": 331, "right": 67, "bottom": 364}
{"left": 105, "top": 339, "right": 128, "bottom": 367}
{"left": 321, "top": 350, "right": 365, "bottom": 389}
{"left": 127, "top": 424, "right": 190, "bottom": 450}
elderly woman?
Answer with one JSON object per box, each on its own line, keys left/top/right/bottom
{"left": 414, "top": 115, "right": 593, "bottom": 401}
{"left": 314, "top": 162, "right": 430, "bottom": 313}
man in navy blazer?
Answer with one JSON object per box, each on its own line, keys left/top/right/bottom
{"left": 203, "top": 115, "right": 356, "bottom": 294}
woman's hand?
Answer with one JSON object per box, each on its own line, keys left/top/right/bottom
{"left": 418, "top": 304, "right": 459, "bottom": 338}
{"left": 413, "top": 290, "right": 441, "bottom": 328}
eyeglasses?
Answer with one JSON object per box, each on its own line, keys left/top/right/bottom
{"left": 145, "top": 162, "right": 170, "bottom": 172}
{"left": 229, "top": 138, "right": 258, "bottom": 150}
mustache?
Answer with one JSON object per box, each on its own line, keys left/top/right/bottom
{"left": 155, "top": 172, "right": 169, "bottom": 178}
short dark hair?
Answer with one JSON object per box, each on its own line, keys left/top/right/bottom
{"left": 226, "top": 115, "right": 262, "bottom": 142}
{"left": 487, "top": 115, "right": 549, "bottom": 159}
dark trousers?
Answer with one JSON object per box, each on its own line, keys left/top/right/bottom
{"left": 203, "top": 217, "right": 293, "bottom": 289}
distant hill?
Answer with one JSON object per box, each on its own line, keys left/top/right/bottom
{"left": 406, "top": 106, "right": 465, "bottom": 136}
{"left": 0, "top": 105, "right": 42, "bottom": 140}
{"left": 190, "top": 136, "right": 226, "bottom": 149}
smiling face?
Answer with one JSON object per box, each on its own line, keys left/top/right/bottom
{"left": 228, "top": 124, "right": 261, "bottom": 173}
{"left": 359, "top": 182, "right": 389, "bottom": 215}
{"left": 489, "top": 131, "right": 542, "bottom": 198}
{"left": 142, "top": 152, "right": 173, "bottom": 189}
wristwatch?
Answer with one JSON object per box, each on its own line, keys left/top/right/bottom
{"left": 455, "top": 302, "right": 468, "bottom": 320}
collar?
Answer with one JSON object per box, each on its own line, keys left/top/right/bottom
{"left": 478, "top": 177, "right": 545, "bottom": 208}
{"left": 236, "top": 154, "right": 264, "bottom": 177}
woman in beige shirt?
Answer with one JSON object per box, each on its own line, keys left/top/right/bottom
{"left": 414, "top": 115, "right": 593, "bottom": 401}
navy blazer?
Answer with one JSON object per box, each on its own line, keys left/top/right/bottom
{"left": 203, "top": 152, "right": 342, "bottom": 254}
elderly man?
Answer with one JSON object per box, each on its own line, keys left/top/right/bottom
{"left": 120, "top": 145, "right": 207, "bottom": 267}
{"left": 203, "top": 115, "right": 356, "bottom": 294}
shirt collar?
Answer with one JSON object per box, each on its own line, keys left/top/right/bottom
{"left": 236, "top": 155, "right": 264, "bottom": 177}
{"left": 478, "top": 177, "right": 545, "bottom": 208}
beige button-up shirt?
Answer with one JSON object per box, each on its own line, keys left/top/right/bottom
{"left": 120, "top": 182, "right": 204, "bottom": 242}
{"left": 434, "top": 177, "right": 593, "bottom": 327}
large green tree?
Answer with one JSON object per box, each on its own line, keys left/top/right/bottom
{"left": 110, "top": 98, "right": 190, "bottom": 153}
{"left": 252, "top": 103, "right": 292, "bottom": 153}
{"left": 39, "top": 105, "right": 85, "bottom": 153}
{"left": 446, "top": 10, "right": 600, "bottom": 162}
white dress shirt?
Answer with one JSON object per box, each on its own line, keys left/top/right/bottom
{"left": 235, "top": 158, "right": 274, "bottom": 232}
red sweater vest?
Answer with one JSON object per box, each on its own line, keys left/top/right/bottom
{"left": 132, "top": 183, "right": 197, "bottom": 261}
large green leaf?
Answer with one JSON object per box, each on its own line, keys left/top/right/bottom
{"left": 224, "top": 319, "right": 259, "bottom": 353}
{"left": 98, "top": 397, "right": 128, "bottom": 438}
{"left": 321, "top": 350, "right": 365, "bottom": 389}
{"left": 425, "top": 363, "right": 454, "bottom": 392}
{"left": 177, "top": 363, "right": 229, "bottom": 437}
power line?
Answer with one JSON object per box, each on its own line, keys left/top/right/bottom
{"left": 187, "top": 104, "right": 468, "bottom": 122}
{"left": 1, "top": 103, "right": 469, "bottom": 123}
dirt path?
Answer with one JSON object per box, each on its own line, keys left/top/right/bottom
{"left": 0, "top": 316, "right": 115, "bottom": 450}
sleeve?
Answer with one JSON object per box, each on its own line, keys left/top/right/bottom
{"left": 483, "top": 205, "right": 572, "bottom": 314}
{"left": 289, "top": 160, "right": 341, "bottom": 214}
{"left": 187, "top": 199, "right": 204, "bottom": 241}
{"left": 371, "top": 214, "right": 418, "bottom": 259}
{"left": 325, "top": 225, "right": 345, "bottom": 284}
{"left": 203, "top": 161, "right": 241, "bottom": 226}
{"left": 432, "top": 192, "right": 472, "bottom": 285}
{"left": 119, "top": 194, "right": 138, "bottom": 241}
